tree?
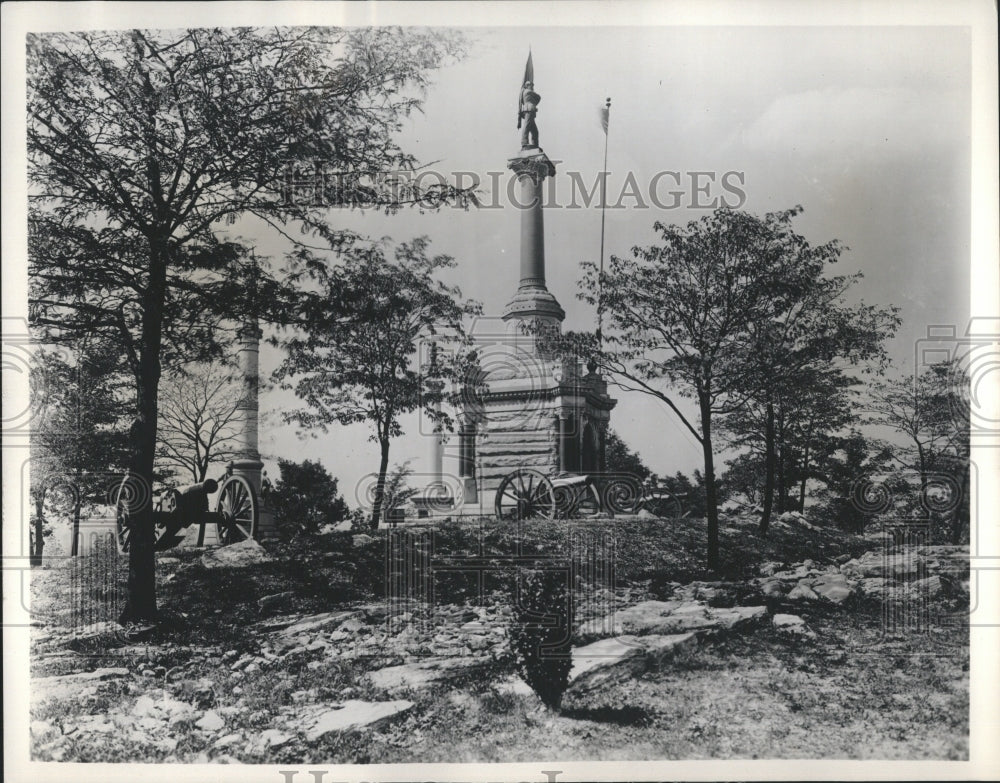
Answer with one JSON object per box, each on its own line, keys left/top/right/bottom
{"left": 269, "top": 458, "right": 349, "bottom": 538}
{"left": 574, "top": 208, "right": 827, "bottom": 568}
{"left": 274, "top": 238, "right": 480, "bottom": 528}
{"left": 28, "top": 27, "right": 473, "bottom": 620}
{"left": 156, "top": 362, "right": 243, "bottom": 484}
{"left": 602, "top": 429, "right": 653, "bottom": 481}
{"left": 721, "top": 366, "right": 860, "bottom": 517}
{"left": 810, "top": 430, "right": 894, "bottom": 532}
{"left": 868, "top": 360, "right": 970, "bottom": 541}
{"left": 30, "top": 345, "right": 131, "bottom": 559}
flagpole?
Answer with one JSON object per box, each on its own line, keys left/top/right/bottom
{"left": 597, "top": 97, "right": 611, "bottom": 351}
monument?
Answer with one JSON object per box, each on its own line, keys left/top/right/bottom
{"left": 225, "top": 258, "right": 278, "bottom": 542}
{"left": 455, "top": 53, "right": 617, "bottom": 507}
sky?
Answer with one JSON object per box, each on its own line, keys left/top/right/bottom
{"left": 228, "top": 24, "right": 971, "bottom": 506}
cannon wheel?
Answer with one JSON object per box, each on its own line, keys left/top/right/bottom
{"left": 495, "top": 469, "right": 556, "bottom": 521}
{"left": 554, "top": 479, "right": 602, "bottom": 519}
{"left": 114, "top": 476, "right": 173, "bottom": 553}
{"left": 216, "top": 475, "right": 258, "bottom": 545}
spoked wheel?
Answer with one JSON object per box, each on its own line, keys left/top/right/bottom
{"left": 115, "top": 474, "right": 137, "bottom": 553}
{"left": 495, "top": 469, "right": 557, "bottom": 521}
{"left": 554, "top": 479, "right": 602, "bottom": 519}
{"left": 216, "top": 475, "right": 258, "bottom": 545}
{"left": 115, "top": 476, "right": 171, "bottom": 553}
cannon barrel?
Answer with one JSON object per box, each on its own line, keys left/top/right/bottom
{"left": 170, "top": 479, "right": 219, "bottom": 517}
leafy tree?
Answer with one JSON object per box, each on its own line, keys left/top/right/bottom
{"left": 867, "top": 360, "right": 970, "bottom": 541}
{"left": 810, "top": 430, "right": 894, "bottom": 532}
{"left": 269, "top": 458, "right": 349, "bottom": 538}
{"left": 381, "top": 460, "right": 420, "bottom": 524}
{"left": 274, "top": 238, "right": 480, "bottom": 528}
{"left": 30, "top": 345, "right": 131, "bottom": 559}
{"left": 721, "top": 367, "right": 859, "bottom": 516}
{"left": 603, "top": 429, "right": 652, "bottom": 482}
{"left": 28, "top": 27, "right": 472, "bottom": 620}
{"left": 570, "top": 208, "right": 846, "bottom": 568}
{"left": 156, "top": 362, "right": 243, "bottom": 484}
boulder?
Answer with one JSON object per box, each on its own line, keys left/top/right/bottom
{"left": 200, "top": 539, "right": 273, "bottom": 569}
{"left": 277, "top": 610, "right": 361, "bottom": 638}
{"left": 301, "top": 700, "right": 414, "bottom": 741}
{"left": 811, "top": 573, "right": 853, "bottom": 605}
{"left": 352, "top": 533, "right": 376, "bottom": 548}
{"left": 32, "top": 667, "right": 130, "bottom": 705}
{"left": 579, "top": 601, "right": 766, "bottom": 640}
{"left": 366, "top": 656, "right": 490, "bottom": 695}
{"left": 566, "top": 633, "right": 697, "bottom": 698}
{"left": 787, "top": 582, "right": 819, "bottom": 602}
{"left": 195, "top": 710, "right": 225, "bottom": 732}
{"left": 772, "top": 613, "right": 816, "bottom": 639}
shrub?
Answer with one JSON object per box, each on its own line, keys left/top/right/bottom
{"left": 509, "top": 567, "right": 574, "bottom": 710}
{"left": 269, "top": 458, "right": 349, "bottom": 539}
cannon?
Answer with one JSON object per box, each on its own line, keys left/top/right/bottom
{"left": 114, "top": 473, "right": 259, "bottom": 553}
{"left": 493, "top": 469, "right": 685, "bottom": 521}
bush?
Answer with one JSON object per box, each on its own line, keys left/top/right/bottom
{"left": 509, "top": 567, "right": 574, "bottom": 710}
{"left": 269, "top": 458, "right": 349, "bottom": 539}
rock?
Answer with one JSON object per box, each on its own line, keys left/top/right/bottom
{"left": 213, "top": 733, "right": 242, "bottom": 749}
{"left": 567, "top": 633, "right": 698, "bottom": 699}
{"left": 835, "top": 553, "right": 853, "bottom": 565}
{"left": 578, "top": 601, "right": 766, "bottom": 640}
{"left": 200, "top": 539, "right": 273, "bottom": 569}
{"left": 367, "top": 657, "right": 491, "bottom": 695}
{"left": 494, "top": 675, "right": 536, "bottom": 697}
{"left": 132, "top": 691, "right": 195, "bottom": 722}
{"left": 277, "top": 611, "right": 361, "bottom": 638}
{"left": 32, "top": 667, "right": 131, "bottom": 704}
{"left": 760, "top": 578, "right": 787, "bottom": 598}
{"left": 258, "top": 591, "right": 295, "bottom": 615}
{"left": 772, "top": 613, "right": 816, "bottom": 639}
{"left": 759, "top": 562, "right": 784, "bottom": 577}
{"left": 301, "top": 700, "right": 414, "bottom": 741}
{"left": 76, "top": 715, "right": 116, "bottom": 733}
{"left": 259, "top": 729, "right": 293, "bottom": 748}
{"left": 787, "top": 582, "right": 819, "bottom": 602}
{"left": 222, "top": 650, "right": 239, "bottom": 662}
{"left": 811, "top": 573, "right": 853, "bottom": 605}
{"left": 196, "top": 710, "right": 225, "bottom": 732}
{"left": 567, "top": 636, "right": 646, "bottom": 693}
{"left": 30, "top": 720, "right": 56, "bottom": 741}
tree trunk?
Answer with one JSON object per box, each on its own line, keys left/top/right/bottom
{"left": 71, "top": 493, "right": 82, "bottom": 557}
{"left": 120, "top": 236, "right": 168, "bottom": 624}
{"left": 370, "top": 436, "right": 391, "bottom": 530}
{"left": 798, "top": 443, "right": 810, "bottom": 513}
{"left": 760, "top": 402, "right": 775, "bottom": 536}
{"left": 30, "top": 493, "right": 45, "bottom": 568}
{"left": 775, "top": 409, "right": 787, "bottom": 514}
{"left": 699, "top": 392, "right": 720, "bottom": 571}
{"left": 953, "top": 462, "right": 970, "bottom": 545}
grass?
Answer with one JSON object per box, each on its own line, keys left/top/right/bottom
{"left": 28, "top": 514, "right": 968, "bottom": 762}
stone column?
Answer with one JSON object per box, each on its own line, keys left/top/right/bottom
{"left": 558, "top": 412, "right": 569, "bottom": 473}
{"left": 230, "top": 322, "right": 264, "bottom": 493}
{"left": 429, "top": 427, "right": 444, "bottom": 487}
{"left": 502, "top": 152, "right": 564, "bottom": 337}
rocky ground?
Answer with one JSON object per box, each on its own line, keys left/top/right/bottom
{"left": 26, "top": 514, "right": 970, "bottom": 762}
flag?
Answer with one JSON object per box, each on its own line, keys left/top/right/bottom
{"left": 599, "top": 98, "right": 611, "bottom": 135}
{"left": 517, "top": 50, "right": 534, "bottom": 129}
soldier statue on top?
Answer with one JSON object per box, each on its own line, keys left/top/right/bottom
{"left": 518, "top": 79, "right": 541, "bottom": 149}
